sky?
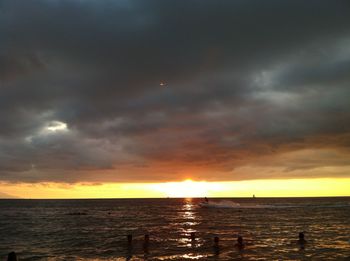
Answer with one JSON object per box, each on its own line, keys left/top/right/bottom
{"left": 0, "top": 0, "right": 350, "bottom": 198}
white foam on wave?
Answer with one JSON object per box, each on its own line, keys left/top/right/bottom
{"left": 199, "top": 200, "right": 274, "bottom": 209}
{"left": 199, "top": 200, "right": 241, "bottom": 208}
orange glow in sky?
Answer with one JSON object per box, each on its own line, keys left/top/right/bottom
{"left": 1, "top": 178, "right": 349, "bottom": 199}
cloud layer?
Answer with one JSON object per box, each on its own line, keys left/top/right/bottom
{"left": 1, "top": 0, "right": 350, "bottom": 182}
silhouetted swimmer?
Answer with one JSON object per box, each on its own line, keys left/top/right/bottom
{"left": 190, "top": 232, "right": 196, "bottom": 241}
{"left": 234, "top": 236, "right": 245, "bottom": 250}
{"left": 204, "top": 197, "right": 209, "bottom": 203}
{"left": 297, "top": 232, "right": 307, "bottom": 247}
{"left": 7, "top": 252, "right": 18, "bottom": 261}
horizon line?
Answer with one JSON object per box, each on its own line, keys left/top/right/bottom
{"left": 1, "top": 195, "right": 350, "bottom": 200}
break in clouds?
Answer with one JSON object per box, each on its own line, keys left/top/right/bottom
{"left": 1, "top": 0, "right": 350, "bottom": 183}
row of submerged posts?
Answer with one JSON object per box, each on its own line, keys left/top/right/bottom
{"left": 6, "top": 232, "right": 307, "bottom": 260}
{"left": 127, "top": 232, "right": 246, "bottom": 249}
{"left": 126, "top": 232, "right": 307, "bottom": 251}
{"left": 127, "top": 231, "right": 306, "bottom": 245}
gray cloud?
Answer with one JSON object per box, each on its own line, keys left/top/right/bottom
{"left": 0, "top": 0, "right": 350, "bottom": 182}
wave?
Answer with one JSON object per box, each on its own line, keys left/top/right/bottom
{"left": 198, "top": 201, "right": 350, "bottom": 209}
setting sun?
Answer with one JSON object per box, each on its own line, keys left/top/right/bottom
{"left": 150, "top": 179, "right": 224, "bottom": 198}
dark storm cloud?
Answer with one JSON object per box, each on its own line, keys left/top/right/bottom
{"left": 0, "top": 0, "right": 350, "bottom": 182}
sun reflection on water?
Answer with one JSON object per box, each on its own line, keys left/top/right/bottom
{"left": 177, "top": 198, "right": 203, "bottom": 249}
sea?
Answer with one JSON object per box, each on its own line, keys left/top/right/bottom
{"left": 0, "top": 197, "right": 349, "bottom": 260}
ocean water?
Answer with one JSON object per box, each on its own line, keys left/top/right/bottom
{"left": 0, "top": 197, "right": 349, "bottom": 260}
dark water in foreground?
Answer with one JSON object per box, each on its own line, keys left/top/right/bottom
{"left": 0, "top": 198, "right": 349, "bottom": 260}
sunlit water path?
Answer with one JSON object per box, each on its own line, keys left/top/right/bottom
{"left": 0, "top": 198, "right": 349, "bottom": 260}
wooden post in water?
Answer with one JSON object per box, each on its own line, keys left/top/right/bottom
{"left": 234, "top": 235, "right": 244, "bottom": 250}
{"left": 213, "top": 236, "right": 220, "bottom": 255}
{"left": 143, "top": 234, "right": 150, "bottom": 253}
{"left": 214, "top": 236, "right": 219, "bottom": 246}
{"left": 144, "top": 234, "right": 150, "bottom": 244}
{"left": 127, "top": 234, "right": 132, "bottom": 245}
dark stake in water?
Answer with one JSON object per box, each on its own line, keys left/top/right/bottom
{"left": 0, "top": 198, "right": 349, "bottom": 260}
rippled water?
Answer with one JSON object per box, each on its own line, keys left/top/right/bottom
{"left": 0, "top": 198, "right": 349, "bottom": 260}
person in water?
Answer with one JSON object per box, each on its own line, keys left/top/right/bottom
{"left": 297, "top": 232, "right": 307, "bottom": 246}
{"left": 7, "top": 252, "right": 18, "bottom": 261}
{"left": 234, "top": 235, "right": 245, "bottom": 250}
{"left": 204, "top": 197, "right": 209, "bottom": 203}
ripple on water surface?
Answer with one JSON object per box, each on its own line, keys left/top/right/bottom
{"left": 0, "top": 198, "right": 349, "bottom": 260}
